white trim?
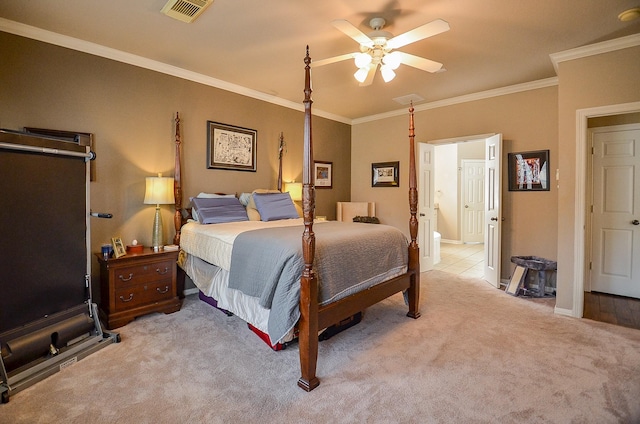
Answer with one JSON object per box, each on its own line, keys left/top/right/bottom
{"left": 429, "top": 133, "right": 496, "bottom": 145}
{"left": 553, "top": 306, "right": 574, "bottom": 317}
{"left": 573, "top": 101, "right": 640, "bottom": 318}
{"left": 353, "top": 78, "right": 558, "bottom": 124}
{"left": 551, "top": 33, "right": 640, "bottom": 73}
{"left": 3, "top": 16, "right": 637, "bottom": 127}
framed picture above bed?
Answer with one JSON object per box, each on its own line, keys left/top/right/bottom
{"left": 207, "top": 121, "right": 257, "bottom": 172}
{"left": 372, "top": 161, "right": 399, "bottom": 187}
{"left": 314, "top": 160, "right": 333, "bottom": 188}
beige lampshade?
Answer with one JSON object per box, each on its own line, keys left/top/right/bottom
{"left": 284, "top": 181, "right": 302, "bottom": 202}
{"left": 144, "top": 174, "right": 175, "bottom": 205}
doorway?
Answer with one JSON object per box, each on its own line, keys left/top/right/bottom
{"left": 572, "top": 102, "right": 640, "bottom": 318}
{"left": 421, "top": 135, "right": 498, "bottom": 281}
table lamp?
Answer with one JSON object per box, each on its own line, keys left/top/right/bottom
{"left": 144, "top": 173, "right": 175, "bottom": 250}
{"left": 284, "top": 181, "right": 302, "bottom": 202}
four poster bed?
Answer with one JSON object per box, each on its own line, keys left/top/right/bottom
{"left": 172, "top": 47, "right": 420, "bottom": 392}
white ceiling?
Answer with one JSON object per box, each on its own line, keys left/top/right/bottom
{"left": 1, "top": 0, "right": 639, "bottom": 122}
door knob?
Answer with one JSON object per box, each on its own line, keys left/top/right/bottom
{"left": 465, "top": 205, "right": 469, "bottom": 208}
{"left": 490, "top": 217, "right": 498, "bottom": 221}
{"left": 419, "top": 213, "right": 425, "bottom": 217}
{"left": 633, "top": 219, "right": 640, "bottom": 225}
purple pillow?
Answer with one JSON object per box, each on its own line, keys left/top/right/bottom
{"left": 252, "top": 192, "right": 299, "bottom": 221}
{"left": 191, "top": 197, "right": 248, "bottom": 224}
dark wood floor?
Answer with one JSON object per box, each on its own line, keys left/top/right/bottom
{"left": 583, "top": 291, "right": 640, "bottom": 330}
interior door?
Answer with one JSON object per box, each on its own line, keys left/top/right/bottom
{"left": 590, "top": 125, "right": 640, "bottom": 298}
{"left": 462, "top": 160, "right": 485, "bottom": 243}
{"left": 418, "top": 142, "right": 435, "bottom": 272}
{"left": 483, "top": 134, "right": 502, "bottom": 288}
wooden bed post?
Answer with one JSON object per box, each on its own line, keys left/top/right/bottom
{"left": 277, "top": 132, "right": 284, "bottom": 192}
{"left": 297, "top": 46, "right": 320, "bottom": 392}
{"left": 173, "top": 112, "right": 183, "bottom": 246}
{"left": 406, "top": 103, "right": 421, "bottom": 319}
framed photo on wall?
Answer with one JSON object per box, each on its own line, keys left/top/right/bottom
{"left": 372, "top": 161, "right": 399, "bottom": 187}
{"left": 314, "top": 160, "right": 333, "bottom": 188}
{"left": 207, "top": 121, "right": 257, "bottom": 172}
{"left": 508, "top": 150, "right": 550, "bottom": 191}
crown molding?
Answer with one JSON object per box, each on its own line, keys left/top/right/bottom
{"left": 0, "top": 18, "right": 351, "bottom": 125}
{"left": 550, "top": 33, "right": 640, "bottom": 73}
{"left": 352, "top": 77, "right": 559, "bottom": 125}
{"left": 3, "top": 17, "right": 634, "bottom": 126}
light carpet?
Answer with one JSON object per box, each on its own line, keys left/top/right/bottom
{"left": 2, "top": 270, "right": 639, "bottom": 423}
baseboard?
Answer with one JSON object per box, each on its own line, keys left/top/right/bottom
{"left": 183, "top": 287, "right": 199, "bottom": 296}
{"left": 553, "top": 306, "right": 575, "bottom": 317}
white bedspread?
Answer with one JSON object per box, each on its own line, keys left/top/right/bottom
{"left": 180, "top": 218, "right": 308, "bottom": 270}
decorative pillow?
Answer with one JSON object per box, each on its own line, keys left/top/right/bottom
{"left": 238, "top": 192, "right": 252, "bottom": 206}
{"left": 246, "top": 189, "right": 281, "bottom": 220}
{"left": 196, "top": 192, "right": 236, "bottom": 199}
{"left": 191, "top": 197, "right": 248, "bottom": 224}
{"left": 252, "top": 192, "right": 299, "bottom": 221}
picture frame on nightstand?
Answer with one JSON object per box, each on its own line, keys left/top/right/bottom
{"left": 111, "top": 237, "right": 126, "bottom": 258}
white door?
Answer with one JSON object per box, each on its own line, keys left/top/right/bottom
{"left": 484, "top": 134, "right": 502, "bottom": 288}
{"left": 590, "top": 125, "right": 640, "bottom": 298}
{"left": 418, "top": 142, "right": 435, "bottom": 272}
{"left": 462, "top": 160, "right": 485, "bottom": 243}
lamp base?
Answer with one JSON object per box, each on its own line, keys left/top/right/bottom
{"left": 151, "top": 205, "right": 164, "bottom": 250}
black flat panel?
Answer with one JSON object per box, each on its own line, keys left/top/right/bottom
{"left": 0, "top": 134, "right": 88, "bottom": 334}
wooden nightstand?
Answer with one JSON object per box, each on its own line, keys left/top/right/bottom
{"left": 95, "top": 248, "right": 181, "bottom": 329}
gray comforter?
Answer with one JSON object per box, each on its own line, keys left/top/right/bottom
{"left": 228, "top": 221, "right": 408, "bottom": 344}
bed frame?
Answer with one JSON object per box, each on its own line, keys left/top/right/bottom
{"left": 172, "top": 47, "right": 420, "bottom": 392}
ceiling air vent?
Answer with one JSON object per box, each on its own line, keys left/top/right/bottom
{"left": 161, "top": 0, "right": 213, "bottom": 23}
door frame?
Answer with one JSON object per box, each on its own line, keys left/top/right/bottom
{"left": 420, "top": 133, "right": 497, "bottom": 275}
{"left": 572, "top": 101, "right": 640, "bottom": 317}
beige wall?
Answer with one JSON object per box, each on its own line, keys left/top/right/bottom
{"left": 352, "top": 87, "right": 559, "bottom": 280}
{"left": 0, "top": 32, "right": 351, "bottom": 281}
{"left": 556, "top": 45, "right": 640, "bottom": 311}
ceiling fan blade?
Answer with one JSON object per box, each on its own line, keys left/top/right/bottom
{"left": 311, "top": 53, "right": 357, "bottom": 68}
{"left": 395, "top": 51, "right": 444, "bottom": 73}
{"left": 386, "top": 19, "right": 450, "bottom": 49}
{"left": 332, "top": 19, "right": 374, "bottom": 47}
{"left": 359, "top": 63, "right": 377, "bottom": 86}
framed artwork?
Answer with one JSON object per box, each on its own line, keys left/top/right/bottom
{"left": 508, "top": 150, "right": 550, "bottom": 191}
{"left": 207, "top": 121, "right": 257, "bottom": 171}
{"left": 314, "top": 160, "right": 333, "bottom": 188}
{"left": 111, "top": 237, "right": 126, "bottom": 258}
{"left": 372, "top": 161, "right": 399, "bottom": 187}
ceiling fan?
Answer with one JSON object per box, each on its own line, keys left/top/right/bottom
{"left": 313, "top": 17, "right": 450, "bottom": 86}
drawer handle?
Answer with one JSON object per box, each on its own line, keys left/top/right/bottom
{"left": 119, "top": 293, "right": 134, "bottom": 302}
{"left": 156, "top": 267, "right": 169, "bottom": 275}
{"left": 156, "top": 286, "right": 170, "bottom": 294}
{"left": 118, "top": 273, "right": 134, "bottom": 282}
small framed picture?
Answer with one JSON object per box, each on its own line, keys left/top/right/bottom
{"left": 372, "top": 161, "right": 399, "bottom": 187}
{"left": 508, "top": 150, "right": 550, "bottom": 191}
{"left": 111, "top": 237, "right": 126, "bottom": 258}
{"left": 314, "top": 160, "right": 333, "bottom": 188}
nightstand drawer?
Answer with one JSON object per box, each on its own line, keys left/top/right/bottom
{"left": 113, "top": 280, "right": 174, "bottom": 311}
{"left": 113, "top": 260, "right": 174, "bottom": 288}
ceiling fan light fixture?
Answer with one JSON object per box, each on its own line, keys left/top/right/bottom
{"left": 354, "top": 53, "right": 372, "bottom": 68}
{"left": 380, "top": 65, "right": 396, "bottom": 83}
{"left": 382, "top": 52, "right": 401, "bottom": 70}
{"left": 354, "top": 67, "right": 369, "bottom": 83}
